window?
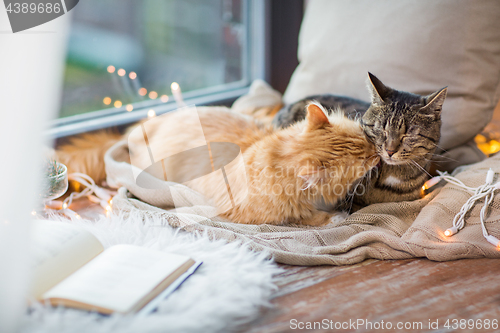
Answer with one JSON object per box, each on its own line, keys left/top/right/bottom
{"left": 50, "top": 0, "right": 267, "bottom": 138}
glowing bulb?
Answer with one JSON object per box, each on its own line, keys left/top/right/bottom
{"left": 31, "top": 210, "right": 36, "bottom": 216}
{"left": 486, "top": 235, "right": 500, "bottom": 248}
{"left": 160, "top": 95, "right": 169, "bottom": 103}
{"left": 105, "top": 205, "right": 111, "bottom": 211}
{"left": 107, "top": 65, "right": 115, "bottom": 73}
{"left": 489, "top": 140, "right": 500, "bottom": 154}
{"left": 129, "top": 71, "right": 137, "bottom": 80}
{"left": 444, "top": 226, "right": 458, "bottom": 237}
{"left": 475, "top": 134, "right": 487, "bottom": 144}
{"left": 171, "top": 82, "right": 184, "bottom": 107}
{"left": 114, "top": 100, "right": 122, "bottom": 108}
{"left": 109, "top": 199, "right": 113, "bottom": 205}
{"left": 139, "top": 88, "right": 147, "bottom": 96}
{"left": 148, "top": 109, "right": 156, "bottom": 118}
{"left": 149, "top": 91, "right": 158, "bottom": 99}
{"left": 421, "top": 184, "right": 429, "bottom": 198}
{"left": 117, "top": 68, "right": 126, "bottom": 76}
{"left": 126, "top": 104, "right": 133, "bottom": 112}
{"left": 103, "top": 97, "right": 111, "bottom": 105}
{"left": 75, "top": 214, "right": 81, "bottom": 219}
{"left": 62, "top": 203, "right": 68, "bottom": 209}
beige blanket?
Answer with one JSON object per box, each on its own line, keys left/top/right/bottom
{"left": 105, "top": 137, "right": 500, "bottom": 266}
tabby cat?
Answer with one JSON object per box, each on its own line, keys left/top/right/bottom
{"left": 57, "top": 103, "right": 379, "bottom": 225}
{"left": 273, "top": 73, "right": 448, "bottom": 206}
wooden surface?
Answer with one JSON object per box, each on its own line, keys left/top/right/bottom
{"left": 242, "top": 259, "right": 500, "bottom": 333}
{"left": 70, "top": 199, "right": 500, "bottom": 333}
{"left": 68, "top": 197, "right": 107, "bottom": 220}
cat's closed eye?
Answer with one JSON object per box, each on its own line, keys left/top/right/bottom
{"left": 360, "top": 119, "right": 374, "bottom": 126}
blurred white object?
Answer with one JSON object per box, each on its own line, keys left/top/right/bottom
{"left": 0, "top": 8, "right": 70, "bottom": 333}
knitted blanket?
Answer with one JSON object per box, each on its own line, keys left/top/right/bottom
{"left": 105, "top": 131, "right": 500, "bottom": 266}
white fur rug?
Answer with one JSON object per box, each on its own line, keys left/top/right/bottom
{"left": 20, "top": 212, "right": 281, "bottom": 333}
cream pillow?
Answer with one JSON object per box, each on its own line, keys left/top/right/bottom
{"left": 283, "top": 0, "right": 500, "bottom": 150}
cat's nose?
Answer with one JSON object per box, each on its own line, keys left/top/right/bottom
{"left": 386, "top": 149, "right": 396, "bottom": 157}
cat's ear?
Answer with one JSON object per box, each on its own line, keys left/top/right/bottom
{"left": 367, "top": 72, "right": 391, "bottom": 105}
{"left": 304, "top": 102, "right": 329, "bottom": 131}
{"left": 421, "top": 87, "right": 447, "bottom": 117}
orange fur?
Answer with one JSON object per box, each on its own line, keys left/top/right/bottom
{"left": 57, "top": 104, "right": 378, "bottom": 225}
{"left": 56, "top": 131, "right": 122, "bottom": 184}
{"left": 237, "top": 103, "right": 283, "bottom": 125}
{"left": 128, "top": 103, "right": 379, "bottom": 226}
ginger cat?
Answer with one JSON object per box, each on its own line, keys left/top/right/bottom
{"left": 58, "top": 103, "right": 379, "bottom": 226}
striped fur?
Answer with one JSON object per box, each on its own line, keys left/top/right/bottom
{"left": 273, "top": 73, "right": 447, "bottom": 207}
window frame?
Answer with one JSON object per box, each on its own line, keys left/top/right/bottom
{"left": 48, "top": 0, "right": 270, "bottom": 139}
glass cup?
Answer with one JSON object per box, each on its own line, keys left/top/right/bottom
{"left": 41, "top": 162, "right": 68, "bottom": 202}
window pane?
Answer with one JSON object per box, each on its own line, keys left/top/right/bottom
{"left": 60, "top": 0, "right": 247, "bottom": 118}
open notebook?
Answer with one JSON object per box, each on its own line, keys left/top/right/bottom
{"left": 30, "top": 220, "right": 201, "bottom": 315}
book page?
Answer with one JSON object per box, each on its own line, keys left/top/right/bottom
{"left": 42, "top": 244, "right": 191, "bottom": 313}
{"left": 30, "top": 220, "right": 104, "bottom": 300}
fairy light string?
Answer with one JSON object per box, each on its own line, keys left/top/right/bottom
{"left": 41, "top": 75, "right": 189, "bottom": 219}
{"left": 429, "top": 168, "right": 500, "bottom": 249}
{"left": 104, "top": 64, "right": 184, "bottom": 111}
{"left": 44, "top": 167, "right": 498, "bottom": 248}
{"left": 45, "top": 172, "right": 115, "bottom": 218}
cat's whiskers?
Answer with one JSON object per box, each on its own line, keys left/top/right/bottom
{"left": 338, "top": 160, "right": 375, "bottom": 213}
{"left": 405, "top": 160, "right": 421, "bottom": 175}
{"left": 426, "top": 153, "right": 460, "bottom": 163}
{"left": 340, "top": 183, "right": 356, "bottom": 213}
{"left": 345, "top": 170, "right": 370, "bottom": 213}
{"left": 407, "top": 159, "right": 432, "bottom": 178}
{"left": 362, "top": 166, "right": 376, "bottom": 196}
{"left": 362, "top": 153, "right": 379, "bottom": 167}
{"left": 427, "top": 141, "right": 451, "bottom": 154}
